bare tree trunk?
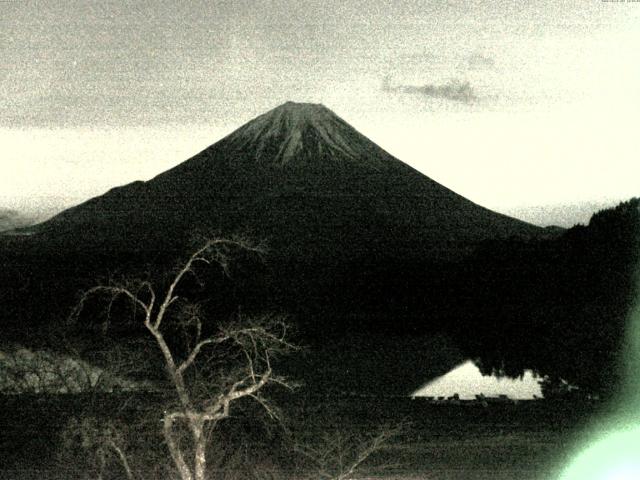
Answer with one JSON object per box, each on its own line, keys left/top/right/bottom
{"left": 193, "top": 422, "right": 207, "bottom": 480}
{"left": 164, "top": 414, "right": 193, "bottom": 480}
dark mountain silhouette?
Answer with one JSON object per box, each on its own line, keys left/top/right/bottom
{"left": 4, "top": 102, "right": 553, "bottom": 395}
{"left": 28, "top": 102, "right": 540, "bottom": 257}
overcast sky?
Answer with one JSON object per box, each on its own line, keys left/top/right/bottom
{"left": 2, "top": 1, "right": 639, "bottom": 226}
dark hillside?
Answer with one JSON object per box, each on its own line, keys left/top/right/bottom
{"left": 451, "top": 198, "right": 640, "bottom": 397}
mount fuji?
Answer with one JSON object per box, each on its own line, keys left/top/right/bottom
{"left": 29, "top": 102, "right": 540, "bottom": 259}
{"left": 7, "top": 102, "right": 548, "bottom": 394}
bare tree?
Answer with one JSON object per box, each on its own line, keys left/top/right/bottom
{"left": 60, "top": 416, "right": 135, "bottom": 480}
{"left": 293, "top": 423, "right": 405, "bottom": 480}
{"left": 72, "top": 238, "right": 297, "bottom": 480}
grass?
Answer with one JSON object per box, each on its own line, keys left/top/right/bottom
{"left": 0, "top": 394, "right": 604, "bottom": 480}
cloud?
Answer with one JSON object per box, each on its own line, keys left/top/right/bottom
{"left": 467, "top": 53, "right": 495, "bottom": 69}
{"left": 383, "top": 77, "right": 478, "bottom": 104}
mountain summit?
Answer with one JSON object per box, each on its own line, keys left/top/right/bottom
{"left": 161, "top": 101, "right": 412, "bottom": 175}
{"left": 215, "top": 101, "right": 389, "bottom": 168}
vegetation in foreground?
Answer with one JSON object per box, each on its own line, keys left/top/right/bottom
{"left": 0, "top": 392, "right": 604, "bottom": 480}
{"left": 0, "top": 238, "right": 405, "bottom": 480}
{"left": 2, "top": 198, "right": 637, "bottom": 479}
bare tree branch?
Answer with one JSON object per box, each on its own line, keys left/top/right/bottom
{"left": 294, "top": 423, "right": 406, "bottom": 480}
